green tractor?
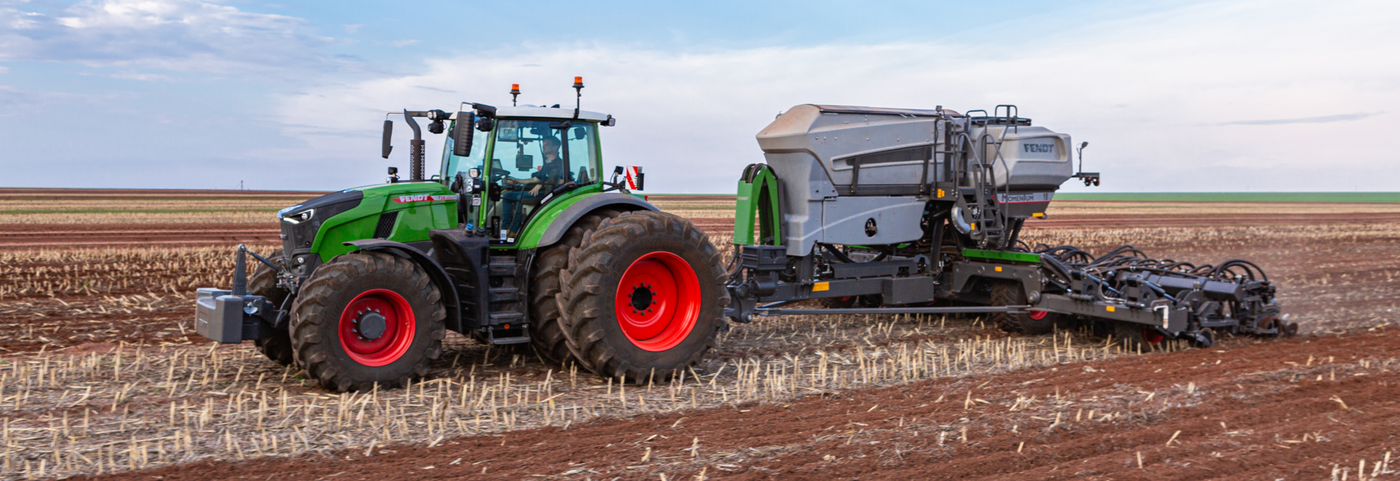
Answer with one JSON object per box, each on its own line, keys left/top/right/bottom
{"left": 196, "top": 79, "right": 728, "bottom": 391}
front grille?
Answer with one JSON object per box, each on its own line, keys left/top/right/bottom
{"left": 279, "top": 222, "right": 297, "bottom": 260}
{"left": 374, "top": 211, "right": 399, "bottom": 239}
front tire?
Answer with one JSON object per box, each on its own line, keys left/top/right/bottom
{"left": 249, "top": 258, "right": 295, "bottom": 366}
{"left": 557, "top": 211, "right": 728, "bottom": 383}
{"left": 289, "top": 251, "right": 446, "bottom": 392}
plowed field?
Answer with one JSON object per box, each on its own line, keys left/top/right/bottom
{"left": 1, "top": 189, "right": 1397, "bottom": 480}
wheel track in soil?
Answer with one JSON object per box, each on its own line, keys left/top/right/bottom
{"left": 76, "top": 328, "right": 1400, "bottom": 481}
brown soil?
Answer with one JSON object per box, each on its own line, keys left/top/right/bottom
{"left": 5, "top": 191, "right": 1399, "bottom": 480}
{"left": 79, "top": 329, "right": 1400, "bottom": 481}
{"left": 0, "top": 223, "right": 279, "bottom": 249}
{"left": 1026, "top": 212, "right": 1400, "bottom": 229}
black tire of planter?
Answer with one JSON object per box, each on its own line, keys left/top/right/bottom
{"left": 557, "top": 211, "right": 728, "bottom": 384}
{"left": 249, "top": 259, "right": 295, "bottom": 366}
{"left": 989, "top": 281, "right": 1059, "bottom": 335}
{"left": 289, "top": 251, "right": 446, "bottom": 392}
{"left": 818, "top": 296, "right": 857, "bottom": 309}
{"left": 1114, "top": 321, "right": 1165, "bottom": 353}
{"left": 528, "top": 209, "right": 621, "bottom": 365}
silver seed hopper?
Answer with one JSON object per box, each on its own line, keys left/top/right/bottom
{"left": 755, "top": 104, "right": 1074, "bottom": 255}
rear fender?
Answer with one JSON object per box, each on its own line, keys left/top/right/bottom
{"left": 344, "top": 239, "right": 463, "bottom": 333}
{"left": 526, "top": 192, "right": 659, "bottom": 249}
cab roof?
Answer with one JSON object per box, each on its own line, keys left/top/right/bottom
{"left": 473, "top": 105, "right": 611, "bottom": 122}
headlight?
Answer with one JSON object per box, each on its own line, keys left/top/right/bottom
{"left": 277, "top": 204, "right": 303, "bottom": 217}
{"left": 281, "top": 208, "right": 315, "bottom": 224}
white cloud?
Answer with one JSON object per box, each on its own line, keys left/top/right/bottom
{"left": 269, "top": 0, "right": 1400, "bottom": 193}
{"left": 0, "top": 0, "right": 345, "bottom": 77}
{"left": 0, "top": 66, "right": 8, "bottom": 74}
{"left": 389, "top": 39, "right": 418, "bottom": 47}
{"left": 342, "top": 24, "right": 362, "bottom": 33}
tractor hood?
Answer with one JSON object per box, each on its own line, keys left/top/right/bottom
{"left": 278, "top": 189, "right": 366, "bottom": 263}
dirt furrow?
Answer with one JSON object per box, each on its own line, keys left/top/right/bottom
{"left": 77, "top": 329, "right": 1400, "bottom": 480}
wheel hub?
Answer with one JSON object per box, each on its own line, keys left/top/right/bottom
{"left": 356, "top": 311, "right": 387, "bottom": 340}
{"left": 628, "top": 285, "right": 655, "bottom": 313}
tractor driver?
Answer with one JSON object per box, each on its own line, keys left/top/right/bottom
{"left": 501, "top": 135, "right": 569, "bottom": 233}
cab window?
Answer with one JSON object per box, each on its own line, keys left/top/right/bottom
{"left": 440, "top": 122, "right": 490, "bottom": 181}
{"left": 485, "top": 120, "right": 597, "bottom": 242}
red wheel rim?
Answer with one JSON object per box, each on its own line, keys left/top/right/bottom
{"left": 338, "top": 289, "right": 416, "bottom": 367}
{"left": 1143, "top": 327, "right": 1165, "bottom": 345}
{"left": 614, "top": 251, "right": 701, "bottom": 352}
{"left": 1028, "top": 310, "right": 1049, "bottom": 320}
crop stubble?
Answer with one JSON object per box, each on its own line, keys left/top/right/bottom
{"left": 0, "top": 190, "right": 1396, "bottom": 480}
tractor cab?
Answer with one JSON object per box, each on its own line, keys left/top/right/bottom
{"left": 439, "top": 106, "right": 612, "bottom": 244}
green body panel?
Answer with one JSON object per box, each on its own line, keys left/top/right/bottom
{"left": 733, "top": 165, "right": 783, "bottom": 245}
{"left": 312, "top": 182, "right": 458, "bottom": 262}
{"left": 961, "top": 248, "right": 1041, "bottom": 264}
{"left": 512, "top": 183, "right": 597, "bottom": 250}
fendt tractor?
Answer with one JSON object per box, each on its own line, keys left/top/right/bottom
{"left": 196, "top": 80, "right": 1295, "bottom": 392}
{"left": 198, "top": 78, "right": 728, "bottom": 391}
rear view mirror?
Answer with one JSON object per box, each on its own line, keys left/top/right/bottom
{"left": 516, "top": 154, "right": 534, "bottom": 171}
{"left": 381, "top": 120, "right": 393, "bottom": 159}
{"left": 453, "top": 112, "right": 475, "bottom": 157}
{"left": 571, "top": 126, "right": 587, "bottom": 140}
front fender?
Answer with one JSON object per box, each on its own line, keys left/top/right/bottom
{"left": 344, "top": 239, "right": 463, "bottom": 333}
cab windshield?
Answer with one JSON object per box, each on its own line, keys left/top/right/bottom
{"left": 486, "top": 119, "right": 598, "bottom": 242}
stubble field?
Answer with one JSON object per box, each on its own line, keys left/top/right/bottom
{"left": 0, "top": 188, "right": 1398, "bottom": 480}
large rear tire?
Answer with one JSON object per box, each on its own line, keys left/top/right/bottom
{"left": 557, "top": 211, "right": 728, "bottom": 383}
{"left": 528, "top": 209, "right": 620, "bottom": 365}
{"left": 289, "top": 251, "right": 446, "bottom": 392}
{"left": 990, "top": 281, "right": 1058, "bottom": 335}
{"left": 249, "top": 258, "right": 295, "bottom": 366}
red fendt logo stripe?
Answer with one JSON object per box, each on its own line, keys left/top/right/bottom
{"left": 392, "top": 194, "right": 457, "bottom": 204}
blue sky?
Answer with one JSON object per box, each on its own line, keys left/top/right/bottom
{"left": 1, "top": 0, "right": 1396, "bottom": 193}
